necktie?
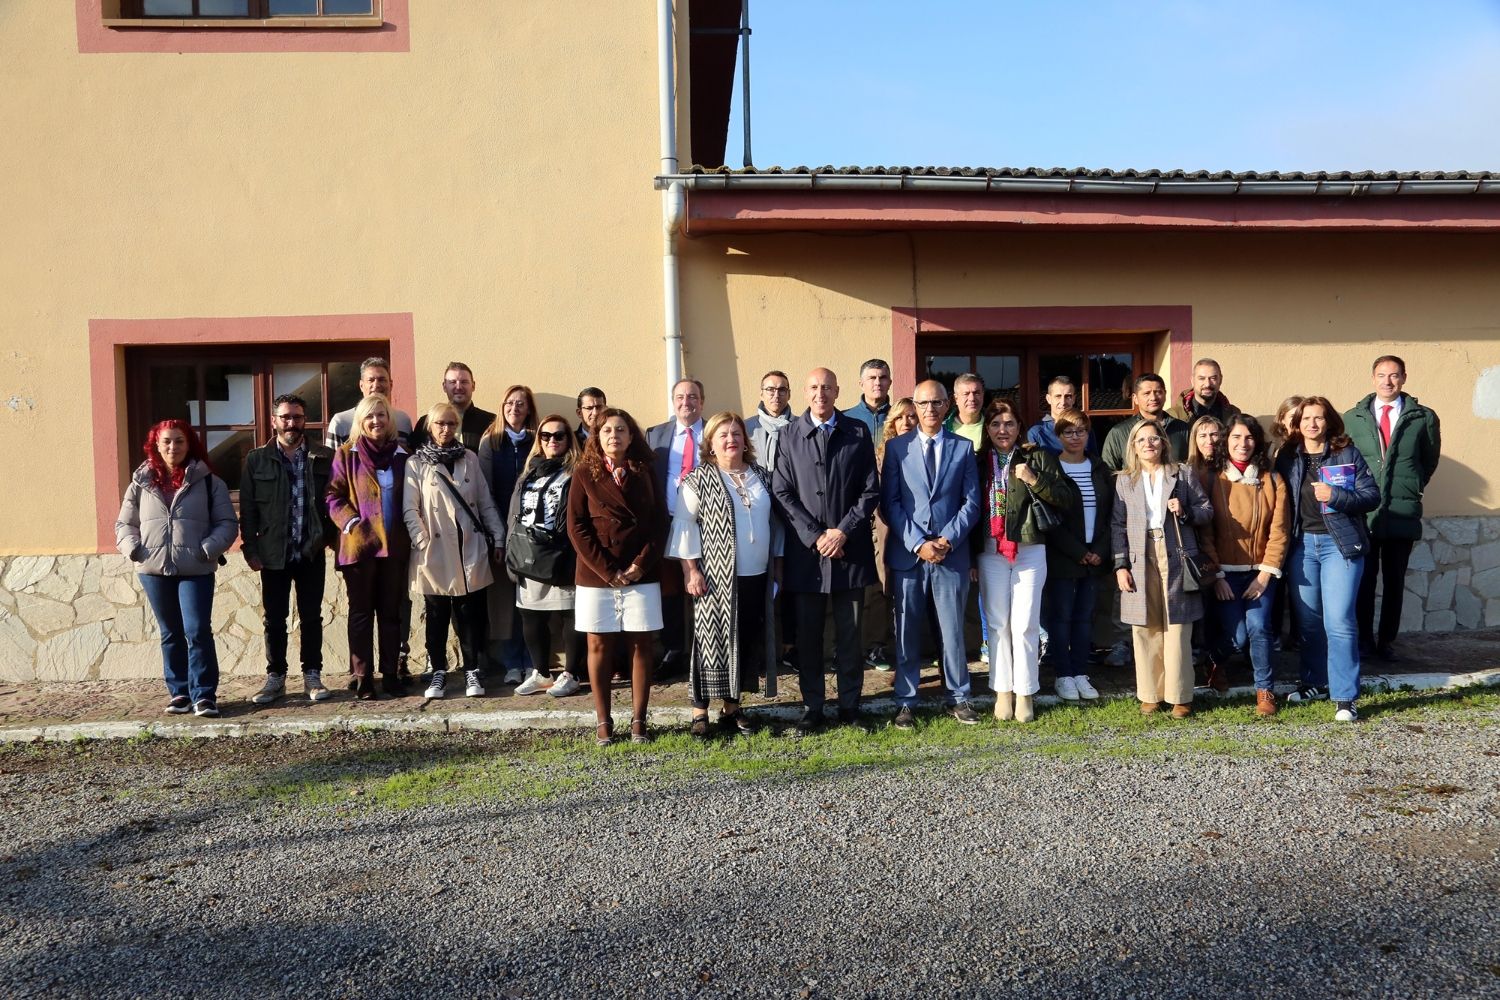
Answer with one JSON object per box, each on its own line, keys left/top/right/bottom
{"left": 1379, "top": 404, "right": 1392, "bottom": 453}
{"left": 924, "top": 436, "right": 937, "bottom": 492}
{"left": 680, "top": 428, "right": 695, "bottom": 479}
{"left": 820, "top": 422, "right": 833, "bottom": 436}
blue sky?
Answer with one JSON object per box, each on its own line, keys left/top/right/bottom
{"left": 721, "top": 1, "right": 1500, "bottom": 171}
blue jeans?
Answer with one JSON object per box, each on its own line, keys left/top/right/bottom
{"left": 1042, "top": 574, "right": 1096, "bottom": 678}
{"left": 1211, "top": 570, "right": 1277, "bottom": 691}
{"left": 893, "top": 560, "right": 970, "bottom": 708}
{"left": 139, "top": 573, "right": 220, "bottom": 704}
{"left": 1287, "top": 534, "right": 1363, "bottom": 702}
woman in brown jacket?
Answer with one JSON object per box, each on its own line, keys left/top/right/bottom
{"left": 566, "top": 408, "right": 668, "bottom": 745}
{"left": 1203, "top": 414, "right": 1291, "bottom": 716}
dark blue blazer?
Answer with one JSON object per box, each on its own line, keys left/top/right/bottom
{"left": 771, "top": 410, "right": 879, "bottom": 594}
{"left": 880, "top": 428, "right": 982, "bottom": 575}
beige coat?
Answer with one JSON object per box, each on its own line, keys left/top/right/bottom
{"left": 1111, "top": 464, "right": 1213, "bottom": 627}
{"left": 403, "top": 451, "right": 506, "bottom": 597}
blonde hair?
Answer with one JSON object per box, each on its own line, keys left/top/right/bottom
{"left": 878, "top": 397, "right": 917, "bottom": 465}
{"left": 424, "top": 402, "right": 460, "bottom": 428}
{"left": 699, "top": 411, "right": 756, "bottom": 467}
{"left": 525, "top": 414, "right": 581, "bottom": 471}
{"left": 350, "top": 394, "right": 397, "bottom": 445}
{"left": 1120, "top": 419, "right": 1177, "bottom": 478}
{"left": 483, "top": 384, "right": 539, "bottom": 444}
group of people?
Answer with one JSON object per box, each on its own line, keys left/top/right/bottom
{"left": 115, "top": 351, "right": 1439, "bottom": 737}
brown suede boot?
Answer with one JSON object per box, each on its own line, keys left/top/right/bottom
{"left": 994, "top": 692, "right": 1014, "bottom": 721}
{"left": 1256, "top": 689, "right": 1278, "bottom": 717}
{"left": 1139, "top": 701, "right": 1161, "bottom": 715}
{"left": 1170, "top": 703, "right": 1192, "bottom": 719}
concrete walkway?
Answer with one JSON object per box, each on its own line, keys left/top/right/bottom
{"left": 3, "top": 628, "right": 1497, "bottom": 742}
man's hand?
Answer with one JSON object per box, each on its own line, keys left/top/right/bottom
{"left": 245, "top": 555, "right": 264, "bottom": 572}
{"left": 816, "top": 528, "right": 847, "bottom": 557}
{"left": 917, "top": 541, "right": 946, "bottom": 564}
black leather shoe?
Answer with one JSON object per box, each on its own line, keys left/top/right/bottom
{"left": 1375, "top": 644, "right": 1399, "bottom": 663}
{"left": 951, "top": 703, "right": 979, "bottom": 726}
{"left": 837, "top": 710, "right": 868, "bottom": 732}
{"left": 795, "top": 709, "right": 822, "bottom": 736}
{"left": 892, "top": 706, "right": 915, "bottom": 731}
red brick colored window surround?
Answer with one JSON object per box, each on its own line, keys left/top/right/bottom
{"left": 89, "top": 313, "right": 417, "bottom": 552}
{"left": 890, "top": 304, "right": 1193, "bottom": 402}
{"left": 77, "top": 0, "right": 409, "bottom": 53}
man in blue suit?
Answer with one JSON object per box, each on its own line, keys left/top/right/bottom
{"left": 881, "top": 379, "right": 983, "bottom": 729}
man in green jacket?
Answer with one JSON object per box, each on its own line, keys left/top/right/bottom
{"left": 240, "top": 393, "right": 337, "bottom": 703}
{"left": 1165, "top": 357, "right": 1241, "bottom": 425}
{"left": 1344, "top": 355, "right": 1442, "bottom": 661}
{"left": 1101, "top": 373, "right": 1190, "bottom": 472}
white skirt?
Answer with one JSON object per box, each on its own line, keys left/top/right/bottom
{"left": 573, "top": 582, "right": 663, "bottom": 634}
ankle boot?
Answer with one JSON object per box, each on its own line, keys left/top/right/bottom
{"left": 1205, "top": 657, "right": 1229, "bottom": 693}
{"left": 993, "top": 691, "right": 1014, "bottom": 721}
{"left": 1015, "top": 694, "right": 1035, "bottom": 723}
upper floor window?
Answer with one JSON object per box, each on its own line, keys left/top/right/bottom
{"left": 122, "top": 0, "right": 375, "bottom": 18}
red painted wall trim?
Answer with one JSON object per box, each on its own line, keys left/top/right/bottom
{"left": 890, "top": 304, "right": 1192, "bottom": 401}
{"left": 76, "top": 0, "right": 409, "bottom": 53}
{"left": 686, "top": 190, "right": 1500, "bottom": 235}
{"left": 89, "top": 312, "right": 416, "bottom": 553}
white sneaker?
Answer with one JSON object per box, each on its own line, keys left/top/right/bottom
{"left": 304, "top": 671, "right": 330, "bottom": 702}
{"left": 251, "top": 675, "right": 285, "bottom": 705}
{"left": 547, "top": 671, "right": 581, "bottom": 697}
{"left": 465, "top": 670, "right": 485, "bottom": 698}
{"left": 514, "top": 669, "right": 550, "bottom": 696}
{"left": 423, "top": 670, "right": 447, "bottom": 700}
{"left": 502, "top": 667, "right": 524, "bottom": 686}
{"left": 1073, "top": 676, "right": 1100, "bottom": 700}
{"left": 1055, "top": 676, "right": 1080, "bottom": 701}
{"left": 1334, "top": 702, "right": 1358, "bottom": 723}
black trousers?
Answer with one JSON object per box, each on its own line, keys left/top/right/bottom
{"left": 519, "top": 607, "right": 586, "bottom": 678}
{"left": 794, "top": 588, "right": 864, "bottom": 716}
{"left": 1357, "top": 536, "right": 1415, "bottom": 648}
{"left": 424, "top": 591, "right": 489, "bottom": 674}
{"left": 261, "top": 557, "right": 325, "bottom": 675}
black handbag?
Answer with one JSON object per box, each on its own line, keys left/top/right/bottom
{"left": 1029, "top": 495, "right": 1064, "bottom": 533}
{"left": 504, "top": 471, "right": 574, "bottom": 586}
{"left": 1169, "top": 483, "right": 1211, "bottom": 593}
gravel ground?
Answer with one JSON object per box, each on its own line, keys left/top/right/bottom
{"left": 1, "top": 710, "right": 1497, "bottom": 999}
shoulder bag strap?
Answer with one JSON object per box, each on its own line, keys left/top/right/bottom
{"left": 435, "top": 467, "right": 492, "bottom": 544}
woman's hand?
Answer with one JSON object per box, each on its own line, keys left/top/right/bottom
{"left": 621, "top": 563, "right": 643, "bottom": 584}
{"left": 491, "top": 546, "right": 506, "bottom": 566}
{"left": 1166, "top": 496, "right": 1183, "bottom": 516}
{"left": 1014, "top": 462, "right": 1038, "bottom": 487}
{"left": 772, "top": 557, "right": 784, "bottom": 587}
{"left": 1213, "top": 578, "right": 1234, "bottom": 601}
{"left": 1312, "top": 482, "right": 1333, "bottom": 503}
{"left": 1116, "top": 568, "right": 1135, "bottom": 593}
{"left": 969, "top": 566, "right": 979, "bottom": 584}
{"left": 1242, "top": 571, "right": 1273, "bottom": 602}
{"left": 1082, "top": 552, "right": 1102, "bottom": 567}
{"left": 684, "top": 562, "right": 708, "bottom": 598}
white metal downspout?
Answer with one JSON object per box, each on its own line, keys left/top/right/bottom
{"left": 658, "top": 0, "right": 685, "bottom": 403}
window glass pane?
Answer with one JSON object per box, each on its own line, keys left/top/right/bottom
{"left": 143, "top": 0, "right": 193, "bottom": 13}
{"left": 204, "top": 430, "right": 254, "bottom": 492}
{"left": 974, "top": 354, "right": 1021, "bottom": 406}
{"left": 1088, "top": 353, "right": 1135, "bottom": 411}
{"left": 198, "top": 0, "right": 251, "bottom": 13}
{"left": 322, "top": 0, "right": 374, "bottom": 12}
{"left": 922, "top": 354, "right": 968, "bottom": 393}
{"left": 203, "top": 364, "right": 255, "bottom": 427}
{"left": 274, "top": 363, "right": 324, "bottom": 422}
{"left": 327, "top": 361, "right": 364, "bottom": 417}
{"left": 148, "top": 364, "right": 198, "bottom": 425}
{"left": 269, "top": 0, "right": 318, "bottom": 13}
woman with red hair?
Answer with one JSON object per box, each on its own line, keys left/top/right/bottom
{"left": 115, "top": 419, "right": 239, "bottom": 716}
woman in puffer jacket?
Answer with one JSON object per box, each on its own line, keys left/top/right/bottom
{"left": 403, "top": 402, "right": 506, "bottom": 701}
{"left": 115, "top": 419, "right": 238, "bottom": 718}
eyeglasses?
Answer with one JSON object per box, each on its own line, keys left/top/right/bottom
{"left": 761, "top": 385, "right": 790, "bottom": 394}
{"left": 913, "top": 400, "right": 945, "bottom": 409}
{"left": 1058, "top": 428, "right": 1088, "bottom": 437}
{"left": 538, "top": 430, "right": 570, "bottom": 442}
{"left": 432, "top": 420, "right": 458, "bottom": 428}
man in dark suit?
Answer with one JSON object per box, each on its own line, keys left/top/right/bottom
{"left": 772, "top": 368, "right": 881, "bottom": 733}
{"left": 646, "top": 377, "right": 706, "bottom": 677}
{"left": 575, "top": 386, "right": 606, "bottom": 448}
{"left": 881, "top": 380, "right": 983, "bottom": 729}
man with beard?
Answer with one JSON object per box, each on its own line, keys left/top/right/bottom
{"left": 241, "top": 393, "right": 337, "bottom": 704}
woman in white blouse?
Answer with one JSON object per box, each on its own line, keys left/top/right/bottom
{"left": 668, "top": 411, "right": 782, "bottom": 738}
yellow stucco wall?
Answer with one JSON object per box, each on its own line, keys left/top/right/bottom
{"left": 0, "top": 2, "right": 680, "bottom": 554}
{"left": 676, "top": 229, "right": 1500, "bottom": 515}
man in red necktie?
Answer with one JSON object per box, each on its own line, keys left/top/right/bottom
{"left": 1344, "top": 355, "right": 1442, "bottom": 661}
{"left": 647, "top": 378, "right": 707, "bottom": 678}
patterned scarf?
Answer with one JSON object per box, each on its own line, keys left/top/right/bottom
{"left": 987, "top": 450, "right": 1020, "bottom": 564}
{"left": 417, "top": 439, "right": 466, "bottom": 469}
{"left": 603, "top": 456, "right": 628, "bottom": 487}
